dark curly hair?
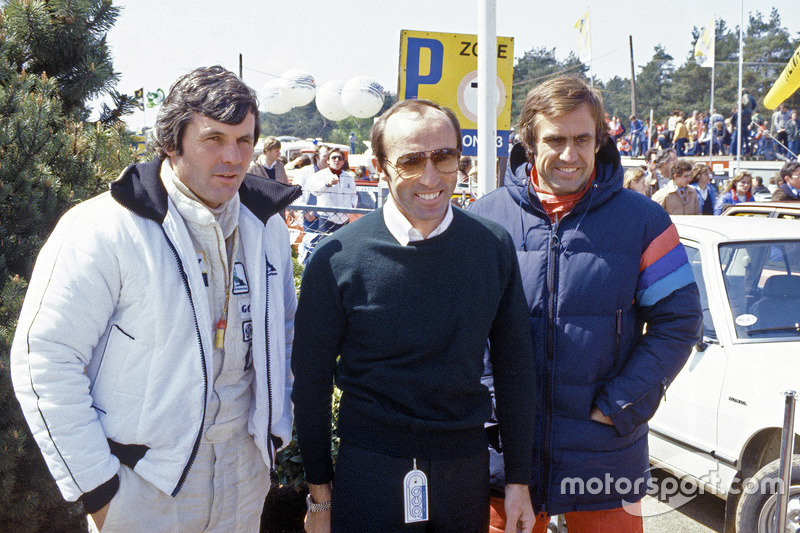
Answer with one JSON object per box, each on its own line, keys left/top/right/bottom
{"left": 149, "top": 65, "right": 260, "bottom": 159}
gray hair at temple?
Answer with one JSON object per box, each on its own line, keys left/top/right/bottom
{"left": 149, "top": 65, "right": 260, "bottom": 159}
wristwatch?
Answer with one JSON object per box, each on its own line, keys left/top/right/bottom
{"left": 306, "top": 493, "right": 332, "bottom": 513}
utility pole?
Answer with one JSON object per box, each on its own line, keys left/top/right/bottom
{"left": 629, "top": 36, "right": 637, "bottom": 118}
{"left": 239, "top": 54, "right": 243, "bottom": 79}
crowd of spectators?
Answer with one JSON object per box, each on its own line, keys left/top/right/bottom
{"left": 610, "top": 89, "right": 799, "bottom": 161}
{"left": 624, "top": 150, "right": 800, "bottom": 216}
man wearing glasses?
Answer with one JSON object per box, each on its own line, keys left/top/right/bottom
{"left": 292, "top": 99, "right": 536, "bottom": 533}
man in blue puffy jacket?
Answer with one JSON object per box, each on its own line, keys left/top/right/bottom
{"left": 472, "top": 76, "right": 701, "bottom": 533}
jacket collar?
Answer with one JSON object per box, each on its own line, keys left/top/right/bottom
{"left": 110, "top": 159, "right": 302, "bottom": 225}
{"left": 505, "top": 137, "right": 623, "bottom": 215}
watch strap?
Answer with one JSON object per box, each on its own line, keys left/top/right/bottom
{"left": 306, "top": 493, "right": 332, "bottom": 513}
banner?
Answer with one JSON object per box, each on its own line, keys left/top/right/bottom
{"left": 764, "top": 43, "right": 800, "bottom": 109}
{"left": 694, "top": 19, "right": 715, "bottom": 68}
{"left": 147, "top": 88, "right": 165, "bottom": 108}
{"left": 133, "top": 87, "right": 144, "bottom": 111}
{"left": 574, "top": 9, "right": 591, "bottom": 64}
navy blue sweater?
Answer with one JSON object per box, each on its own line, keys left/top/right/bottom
{"left": 292, "top": 208, "right": 536, "bottom": 486}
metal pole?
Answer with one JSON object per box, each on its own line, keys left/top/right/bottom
{"left": 629, "top": 36, "right": 637, "bottom": 119}
{"left": 776, "top": 391, "right": 797, "bottom": 533}
{"left": 709, "top": 58, "right": 715, "bottom": 168}
{"left": 735, "top": 0, "right": 743, "bottom": 171}
{"left": 477, "top": 0, "right": 497, "bottom": 198}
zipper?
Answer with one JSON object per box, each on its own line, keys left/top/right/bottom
{"left": 538, "top": 222, "right": 560, "bottom": 510}
{"left": 162, "top": 227, "right": 208, "bottom": 497}
{"left": 265, "top": 254, "right": 276, "bottom": 483}
{"left": 614, "top": 309, "right": 622, "bottom": 365}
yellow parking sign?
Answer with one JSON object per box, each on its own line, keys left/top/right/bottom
{"left": 399, "top": 30, "right": 514, "bottom": 156}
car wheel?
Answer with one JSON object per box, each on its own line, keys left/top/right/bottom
{"left": 735, "top": 456, "right": 800, "bottom": 532}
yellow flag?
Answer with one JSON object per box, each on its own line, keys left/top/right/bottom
{"left": 764, "top": 43, "right": 800, "bottom": 109}
{"left": 694, "top": 19, "right": 715, "bottom": 68}
{"left": 574, "top": 9, "right": 591, "bottom": 64}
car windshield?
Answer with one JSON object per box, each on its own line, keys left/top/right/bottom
{"left": 719, "top": 240, "right": 800, "bottom": 340}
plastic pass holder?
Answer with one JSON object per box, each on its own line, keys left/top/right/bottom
{"left": 403, "top": 459, "right": 428, "bottom": 523}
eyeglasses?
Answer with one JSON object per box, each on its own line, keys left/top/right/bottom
{"left": 383, "top": 148, "right": 460, "bottom": 179}
{"left": 329, "top": 155, "right": 344, "bottom": 161}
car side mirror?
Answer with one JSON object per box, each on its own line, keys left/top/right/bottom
{"left": 695, "top": 335, "right": 719, "bottom": 352}
{"left": 695, "top": 339, "right": 708, "bottom": 352}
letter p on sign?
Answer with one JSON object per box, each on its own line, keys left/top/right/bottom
{"left": 405, "top": 38, "right": 443, "bottom": 98}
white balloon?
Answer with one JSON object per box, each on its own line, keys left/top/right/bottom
{"left": 316, "top": 80, "right": 349, "bottom": 121}
{"left": 281, "top": 68, "right": 316, "bottom": 107}
{"left": 341, "top": 76, "right": 384, "bottom": 119}
{"left": 261, "top": 78, "right": 293, "bottom": 114}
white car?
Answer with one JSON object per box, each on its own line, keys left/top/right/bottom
{"left": 649, "top": 216, "right": 800, "bottom": 532}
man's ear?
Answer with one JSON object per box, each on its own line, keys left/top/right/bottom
{"left": 372, "top": 156, "right": 389, "bottom": 183}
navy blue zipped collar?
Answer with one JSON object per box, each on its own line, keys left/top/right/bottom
{"left": 110, "top": 159, "right": 302, "bottom": 225}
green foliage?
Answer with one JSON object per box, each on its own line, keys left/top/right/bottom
{"left": 3, "top": 0, "right": 123, "bottom": 119}
{"left": 510, "top": 47, "right": 587, "bottom": 124}
{"left": 260, "top": 94, "right": 397, "bottom": 152}
{"left": 0, "top": 1, "right": 136, "bottom": 529}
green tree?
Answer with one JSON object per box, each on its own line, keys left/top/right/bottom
{"left": 2, "top": 0, "right": 135, "bottom": 120}
{"left": 0, "top": 2, "right": 136, "bottom": 530}
{"left": 598, "top": 76, "right": 631, "bottom": 122}
{"left": 510, "top": 47, "right": 587, "bottom": 124}
{"left": 635, "top": 45, "right": 674, "bottom": 124}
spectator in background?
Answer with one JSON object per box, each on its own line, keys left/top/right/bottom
{"left": 623, "top": 166, "right": 650, "bottom": 196}
{"left": 652, "top": 158, "right": 701, "bottom": 215}
{"left": 685, "top": 110, "right": 699, "bottom": 146}
{"left": 667, "top": 110, "right": 681, "bottom": 144}
{"left": 643, "top": 148, "right": 660, "bottom": 196}
{"left": 248, "top": 135, "right": 289, "bottom": 184}
{"left": 751, "top": 176, "right": 770, "bottom": 197}
{"left": 610, "top": 115, "right": 625, "bottom": 144}
{"left": 730, "top": 102, "right": 753, "bottom": 157}
{"left": 771, "top": 104, "right": 790, "bottom": 157}
{"left": 458, "top": 155, "right": 473, "bottom": 187}
{"left": 714, "top": 171, "right": 754, "bottom": 215}
{"left": 286, "top": 154, "right": 311, "bottom": 170}
{"left": 742, "top": 88, "right": 757, "bottom": 114}
{"left": 689, "top": 163, "right": 717, "bottom": 215}
{"left": 712, "top": 121, "right": 730, "bottom": 155}
{"left": 349, "top": 131, "right": 357, "bottom": 154}
{"left": 617, "top": 135, "right": 632, "bottom": 156}
{"left": 771, "top": 161, "right": 800, "bottom": 201}
{"left": 786, "top": 110, "right": 799, "bottom": 160}
{"left": 630, "top": 115, "right": 645, "bottom": 157}
{"left": 295, "top": 145, "right": 331, "bottom": 265}
{"left": 673, "top": 117, "right": 690, "bottom": 156}
{"left": 303, "top": 148, "right": 357, "bottom": 251}
{"left": 653, "top": 148, "right": 677, "bottom": 190}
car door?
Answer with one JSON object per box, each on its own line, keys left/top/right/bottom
{"left": 649, "top": 240, "right": 727, "bottom": 485}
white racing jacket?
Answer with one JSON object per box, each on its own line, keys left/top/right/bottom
{"left": 11, "top": 160, "right": 301, "bottom": 509}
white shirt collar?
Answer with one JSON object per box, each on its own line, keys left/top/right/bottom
{"left": 383, "top": 194, "right": 453, "bottom": 246}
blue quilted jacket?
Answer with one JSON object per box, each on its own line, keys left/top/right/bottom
{"left": 472, "top": 140, "right": 701, "bottom": 514}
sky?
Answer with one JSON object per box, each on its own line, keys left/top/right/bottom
{"left": 103, "top": 0, "right": 800, "bottom": 129}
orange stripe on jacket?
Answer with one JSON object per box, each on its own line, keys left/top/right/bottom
{"left": 640, "top": 224, "right": 680, "bottom": 272}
